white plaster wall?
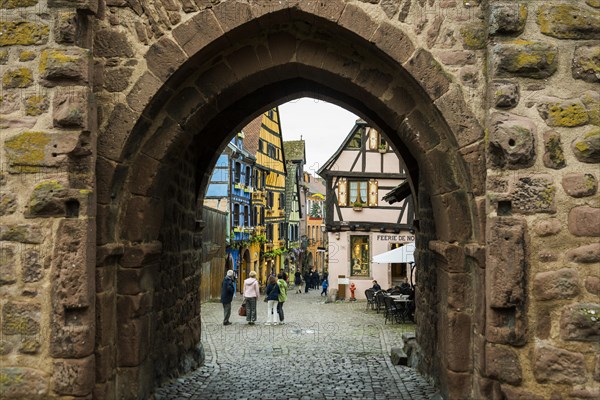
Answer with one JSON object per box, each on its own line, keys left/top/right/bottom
{"left": 327, "top": 231, "right": 413, "bottom": 300}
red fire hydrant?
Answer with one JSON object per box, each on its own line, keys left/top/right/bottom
{"left": 349, "top": 282, "right": 357, "bottom": 301}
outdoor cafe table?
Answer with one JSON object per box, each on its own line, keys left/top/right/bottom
{"left": 390, "top": 295, "right": 412, "bottom": 322}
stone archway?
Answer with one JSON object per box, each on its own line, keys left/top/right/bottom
{"left": 2, "top": 1, "right": 597, "bottom": 399}
{"left": 94, "top": 5, "right": 484, "bottom": 399}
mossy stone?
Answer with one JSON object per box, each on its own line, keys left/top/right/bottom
{"left": 538, "top": 4, "right": 600, "bottom": 40}
{"left": 38, "top": 49, "right": 78, "bottom": 73}
{"left": 572, "top": 129, "right": 600, "bottom": 163}
{"left": 492, "top": 41, "right": 558, "bottom": 78}
{"left": 0, "top": 49, "right": 8, "bottom": 64}
{"left": 24, "top": 95, "right": 48, "bottom": 116}
{"left": 27, "top": 180, "right": 68, "bottom": 217}
{"left": 0, "top": 245, "right": 16, "bottom": 285}
{"left": 0, "top": 0, "right": 38, "bottom": 8}
{"left": 1, "top": 302, "right": 40, "bottom": 335}
{"left": 0, "top": 193, "right": 17, "bottom": 216}
{"left": 39, "top": 48, "right": 88, "bottom": 84}
{"left": 489, "top": 3, "right": 527, "bottom": 35}
{"left": 537, "top": 98, "right": 589, "bottom": 128}
{"left": 2, "top": 68, "right": 33, "bottom": 88}
{"left": 460, "top": 22, "right": 487, "bottom": 50}
{"left": 0, "top": 367, "right": 48, "bottom": 398}
{"left": 4, "top": 132, "right": 50, "bottom": 172}
{"left": 543, "top": 131, "right": 566, "bottom": 170}
{"left": 19, "top": 338, "right": 40, "bottom": 354}
{"left": 572, "top": 45, "right": 600, "bottom": 83}
{"left": 581, "top": 91, "right": 600, "bottom": 126}
{"left": 512, "top": 175, "right": 556, "bottom": 214}
{"left": 18, "top": 50, "right": 35, "bottom": 61}
{"left": 0, "top": 21, "right": 49, "bottom": 46}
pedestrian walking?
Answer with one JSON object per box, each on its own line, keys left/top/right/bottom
{"left": 294, "top": 269, "right": 302, "bottom": 293}
{"left": 303, "top": 270, "right": 311, "bottom": 293}
{"left": 321, "top": 279, "right": 328, "bottom": 297}
{"left": 265, "top": 275, "right": 280, "bottom": 325}
{"left": 311, "top": 269, "right": 319, "bottom": 289}
{"left": 243, "top": 271, "right": 260, "bottom": 325}
{"left": 277, "top": 273, "right": 288, "bottom": 324}
{"left": 220, "top": 270, "right": 235, "bottom": 325}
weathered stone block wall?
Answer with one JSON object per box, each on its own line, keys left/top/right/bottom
{"left": 1, "top": 0, "right": 598, "bottom": 399}
{"left": 483, "top": 1, "right": 600, "bottom": 399}
{"left": 0, "top": 0, "right": 97, "bottom": 397}
{"left": 151, "top": 146, "right": 203, "bottom": 385}
{"left": 414, "top": 174, "right": 439, "bottom": 383}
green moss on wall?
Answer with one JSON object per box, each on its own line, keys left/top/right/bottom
{"left": 18, "top": 50, "right": 35, "bottom": 61}
{"left": 2, "top": 68, "right": 33, "bottom": 88}
{"left": 5, "top": 132, "right": 50, "bottom": 172}
{"left": 0, "top": 21, "right": 49, "bottom": 46}
{"left": 460, "top": 23, "right": 487, "bottom": 50}
{"left": 24, "top": 95, "right": 48, "bottom": 116}
{"left": 545, "top": 135, "right": 566, "bottom": 168}
{"left": 538, "top": 4, "right": 600, "bottom": 39}
{"left": 0, "top": 0, "right": 38, "bottom": 8}
{"left": 573, "top": 128, "right": 600, "bottom": 163}
{"left": 546, "top": 103, "right": 589, "bottom": 127}
{"left": 38, "top": 49, "right": 79, "bottom": 73}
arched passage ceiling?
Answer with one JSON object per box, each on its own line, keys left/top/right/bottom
{"left": 99, "top": 6, "right": 484, "bottom": 245}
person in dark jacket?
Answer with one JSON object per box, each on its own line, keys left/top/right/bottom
{"left": 311, "top": 269, "right": 319, "bottom": 289}
{"left": 220, "top": 270, "right": 235, "bottom": 325}
{"left": 294, "top": 269, "right": 302, "bottom": 293}
{"left": 265, "top": 275, "right": 280, "bottom": 325}
{"left": 303, "top": 270, "right": 311, "bottom": 293}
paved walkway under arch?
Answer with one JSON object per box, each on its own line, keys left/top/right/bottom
{"left": 154, "top": 287, "right": 437, "bottom": 399}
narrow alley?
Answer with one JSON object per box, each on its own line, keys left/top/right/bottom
{"left": 154, "top": 288, "right": 437, "bottom": 400}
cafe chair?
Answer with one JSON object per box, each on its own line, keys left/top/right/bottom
{"left": 365, "top": 289, "right": 376, "bottom": 310}
{"left": 375, "top": 290, "right": 386, "bottom": 314}
{"left": 384, "top": 296, "right": 401, "bottom": 324}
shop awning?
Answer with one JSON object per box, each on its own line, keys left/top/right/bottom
{"left": 372, "top": 243, "right": 415, "bottom": 264}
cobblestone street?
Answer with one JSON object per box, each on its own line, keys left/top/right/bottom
{"left": 154, "top": 288, "right": 437, "bottom": 400}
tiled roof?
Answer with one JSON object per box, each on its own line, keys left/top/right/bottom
{"left": 242, "top": 113, "right": 263, "bottom": 156}
{"left": 283, "top": 140, "right": 305, "bottom": 162}
{"left": 308, "top": 178, "right": 325, "bottom": 196}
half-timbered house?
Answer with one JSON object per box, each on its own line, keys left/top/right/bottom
{"left": 318, "top": 119, "right": 414, "bottom": 299}
{"left": 283, "top": 140, "right": 305, "bottom": 275}
{"left": 244, "top": 107, "right": 288, "bottom": 283}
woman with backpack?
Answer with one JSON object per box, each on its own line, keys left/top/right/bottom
{"left": 265, "top": 275, "right": 280, "bottom": 325}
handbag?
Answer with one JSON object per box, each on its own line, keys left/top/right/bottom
{"left": 238, "top": 302, "right": 246, "bottom": 317}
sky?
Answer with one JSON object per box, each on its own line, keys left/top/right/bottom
{"left": 278, "top": 98, "right": 359, "bottom": 175}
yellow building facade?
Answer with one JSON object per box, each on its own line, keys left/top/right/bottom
{"left": 244, "top": 108, "right": 287, "bottom": 284}
{"left": 259, "top": 108, "right": 287, "bottom": 281}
